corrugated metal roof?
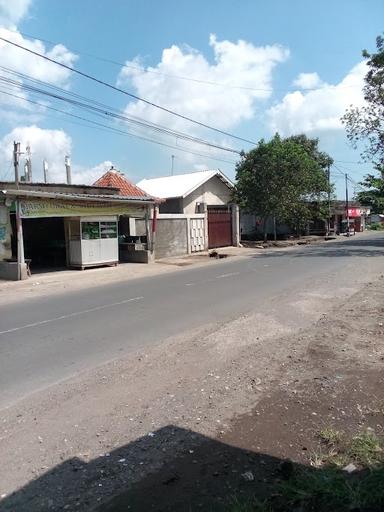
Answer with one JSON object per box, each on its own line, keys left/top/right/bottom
{"left": 137, "top": 170, "right": 234, "bottom": 199}
{"left": 0, "top": 189, "right": 155, "bottom": 203}
{"left": 94, "top": 168, "right": 151, "bottom": 198}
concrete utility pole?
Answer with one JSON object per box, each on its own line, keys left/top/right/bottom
{"left": 13, "top": 141, "right": 20, "bottom": 189}
{"left": 65, "top": 155, "right": 72, "bottom": 184}
{"left": 345, "top": 173, "right": 350, "bottom": 237}
{"left": 25, "top": 144, "right": 32, "bottom": 182}
{"left": 43, "top": 159, "right": 49, "bottom": 183}
{"left": 171, "top": 154, "right": 175, "bottom": 176}
{"left": 13, "top": 141, "right": 25, "bottom": 279}
{"left": 327, "top": 161, "right": 331, "bottom": 235}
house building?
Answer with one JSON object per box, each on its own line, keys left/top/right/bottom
{"left": 0, "top": 172, "right": 155, "bottom": 280}
{"left": 369, "top": 213, "right": 384, "bottom": 225}
{"left": 240, "top": 200, "right": 371, "bottom": 240}
{"left": 331, "top": 201, "right": 370, "bottom": 234}
{"left": 137, "top": 170, "right": 239, "bottom": 256}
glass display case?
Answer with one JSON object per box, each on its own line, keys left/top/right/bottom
{"left": 67, "top": 216, "right": 119, "bottom": 268}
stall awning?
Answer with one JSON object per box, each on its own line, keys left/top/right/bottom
{"left": 0, "top": 189, "right": 154, "bottom": 218}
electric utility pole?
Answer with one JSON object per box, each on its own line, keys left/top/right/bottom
{"left": 13, "top": 141, "right": 25, "bottom": 279}
{"left": 13, "top": 141, "right": 20, "bottom": 189}
{"left": 345, "top": 173, "right": 350, "bottom": 237}
{"left": 171, "top": 154, "right": 175, "bottom": 176}
{"left": 43, "top": 159, "right": 49, "bottom": 183}
{"left": 327, "top": 160, "right": 331, "bottom": 235}
{"left": 25, "top": 144, "right": 32, "bottom": 182}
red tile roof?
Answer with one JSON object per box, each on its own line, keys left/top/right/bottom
{"left": 94, "top": 168, "right": 149, "bottom": 198}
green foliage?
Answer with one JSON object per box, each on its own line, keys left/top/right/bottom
{"left": 234, "top": 133, "right": 331, "bottom": 238}
{"left": 356, "top": 173, "right": 384, "bottom": 213}
{"left": 318, "top": 427, "right": 343, "bottom": 446}
{"left": 342, "top": 34, "right": 384, "bottom": 167}
{"left": 369, "top": 222, "right": 384, "bottom": 230}
{"left": 342, "top": 34, "right": 384, "bottom": 213}
{"left": 226, "top": 430, "right": 384, "bottom": 512}
{"left": 347, "top": 432, "right": 383, "bottom": 466}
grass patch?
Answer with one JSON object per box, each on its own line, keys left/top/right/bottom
{"left": 318, "top": 427, "right": 342, "bottom": 445}
{"left": 227, "top": 429, "right": 384, "bottom": 512}
{"left": 228, "top": 497, "right": 272, "bottom": 512}
{"left": 347, "top": 431, "right": 383, "bottom": 466}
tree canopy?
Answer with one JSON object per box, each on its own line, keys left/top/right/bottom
{"left": 342, "top": 34, "right": 384, "bottom": 212}
{"left": 356, "top": 173, "right": 384, "bottom": 213}
{"left": 234, "top": 134, "right": 331, "bottom": 239}
{"left": 342, "top": 35, "right": 384, "bottom": 167}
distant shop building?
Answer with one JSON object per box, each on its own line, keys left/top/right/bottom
{"left": 331, "top": 201, "right": 370, "bottom": 234}
{"left": 0, "top": 170, "right": 155, "bottom": 280}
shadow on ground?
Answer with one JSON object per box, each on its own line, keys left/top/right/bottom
{"left": 252, "top": 235, "right": 384, "bottom": 259}
{"left": 2, "top": 424, "right": 383, "bottom": 512}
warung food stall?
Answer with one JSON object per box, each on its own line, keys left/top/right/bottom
{"left": 67, "top": 216, "right": 119, "bottom": 269}
{"left": 0, "top": 185, "right": 156, "bottom": 279}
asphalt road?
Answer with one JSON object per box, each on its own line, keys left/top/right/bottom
{"left": 0, "top": 232, "right": 383, "bottom": 409}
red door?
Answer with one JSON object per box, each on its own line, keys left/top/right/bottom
{"left": 208, "top": 209, "right": 232, "bottom": 248}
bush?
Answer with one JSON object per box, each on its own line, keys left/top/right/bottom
{"left": 369, "top": 222, "right": 384, "bottom": 230}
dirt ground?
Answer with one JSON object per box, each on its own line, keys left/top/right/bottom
{"left": 1, "top": 256, "right": 383, "bottom": 511}
{"left": 101, "top": 276, "right": 384, "bottom": 511}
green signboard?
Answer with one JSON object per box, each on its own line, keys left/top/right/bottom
{"left": 19, "top": 199, "right": 146, "bottom": 218}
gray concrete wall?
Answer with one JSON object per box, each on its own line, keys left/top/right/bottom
{"left": 0, "top": 261, "right": 28, "bottom": 280}
{"left": 136, "top": 217, "right": 190, "bottom": 259}
{"left": 154, "top": 218, "right": 188, "bottom": 258}
{"left": 136, "top": 213, "right": 210, "bottom": 259}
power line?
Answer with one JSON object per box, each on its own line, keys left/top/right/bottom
{"left": 333, "top": 164, "right": 366, "bottom": 194}
{"left": 0, "top": 160, "right": 14, "bottom": 181}
{"left": 0, "top": 88, "right": 238, "bottom": 165}
{"left": 0, "top": 70, "right": 241, "bottom": 154}
{"left": 5, "top": 28, "right": 362, "bottom": 94}
{"left": 0, "top": 64, "right": 230, "bottom": 144}
{"left": 334, "top": 160, "right": 366, "bottom": 165}
{"left": 0, "top": 35, "right": 257, "bottom": 146}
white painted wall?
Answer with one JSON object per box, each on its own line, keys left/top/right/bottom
{"left": 182, "top": 175, "right": 232, "bottom": 214}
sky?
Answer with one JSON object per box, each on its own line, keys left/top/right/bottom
{"left": 0, "top": 0, "right": 383, "bottom": 197}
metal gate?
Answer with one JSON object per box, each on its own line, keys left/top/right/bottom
{"left": 208, "top": 208, "right": 232, "bottom": 248}
{"left": 189, "top": 217, "right": 205, "bottom": 252}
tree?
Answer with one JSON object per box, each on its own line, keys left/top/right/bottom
{"left": 357, "top": 173, "right": 384, "bottom": 213}
{"left": 234, "top": 134, "right": 331, "bottom": 240}
{"left": 342, "top": 35, "right": 384, "bottom": 212}
{"left": 342, "top": 35, "right": 384, "bottom": 167}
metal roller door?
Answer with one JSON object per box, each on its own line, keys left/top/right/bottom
{"left": 208, "top": 208, "right": 232, "bottom": 248}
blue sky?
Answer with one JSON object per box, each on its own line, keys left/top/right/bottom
{"left": 0, "top": 0, "right": 383, "bottom": 196}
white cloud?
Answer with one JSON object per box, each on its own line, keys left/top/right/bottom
{"left": 72, "top": 160, "right": 114, "bottom": 185}
{"left": 117, "top": 34, "right": 289, "bottom": 133}
{"left": 0, "top": 125, "right": 72, "bottom": 182}
{"left": 267, "top": 61, "right": 366, "bottom": 136}
{"left": 0, "top": 125, "right": 113, "bottom": 185}
{"left": 293, "top": 72, "right": 324, "bottom": 90}
{"left": 0, "top": 0, "right": 31, "bottom": 26}
{"left": 0, "top": 27, "right": 77, "bottom": 86}
{"left": 0, "top": 27, "right": 78, "bottom": 128}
